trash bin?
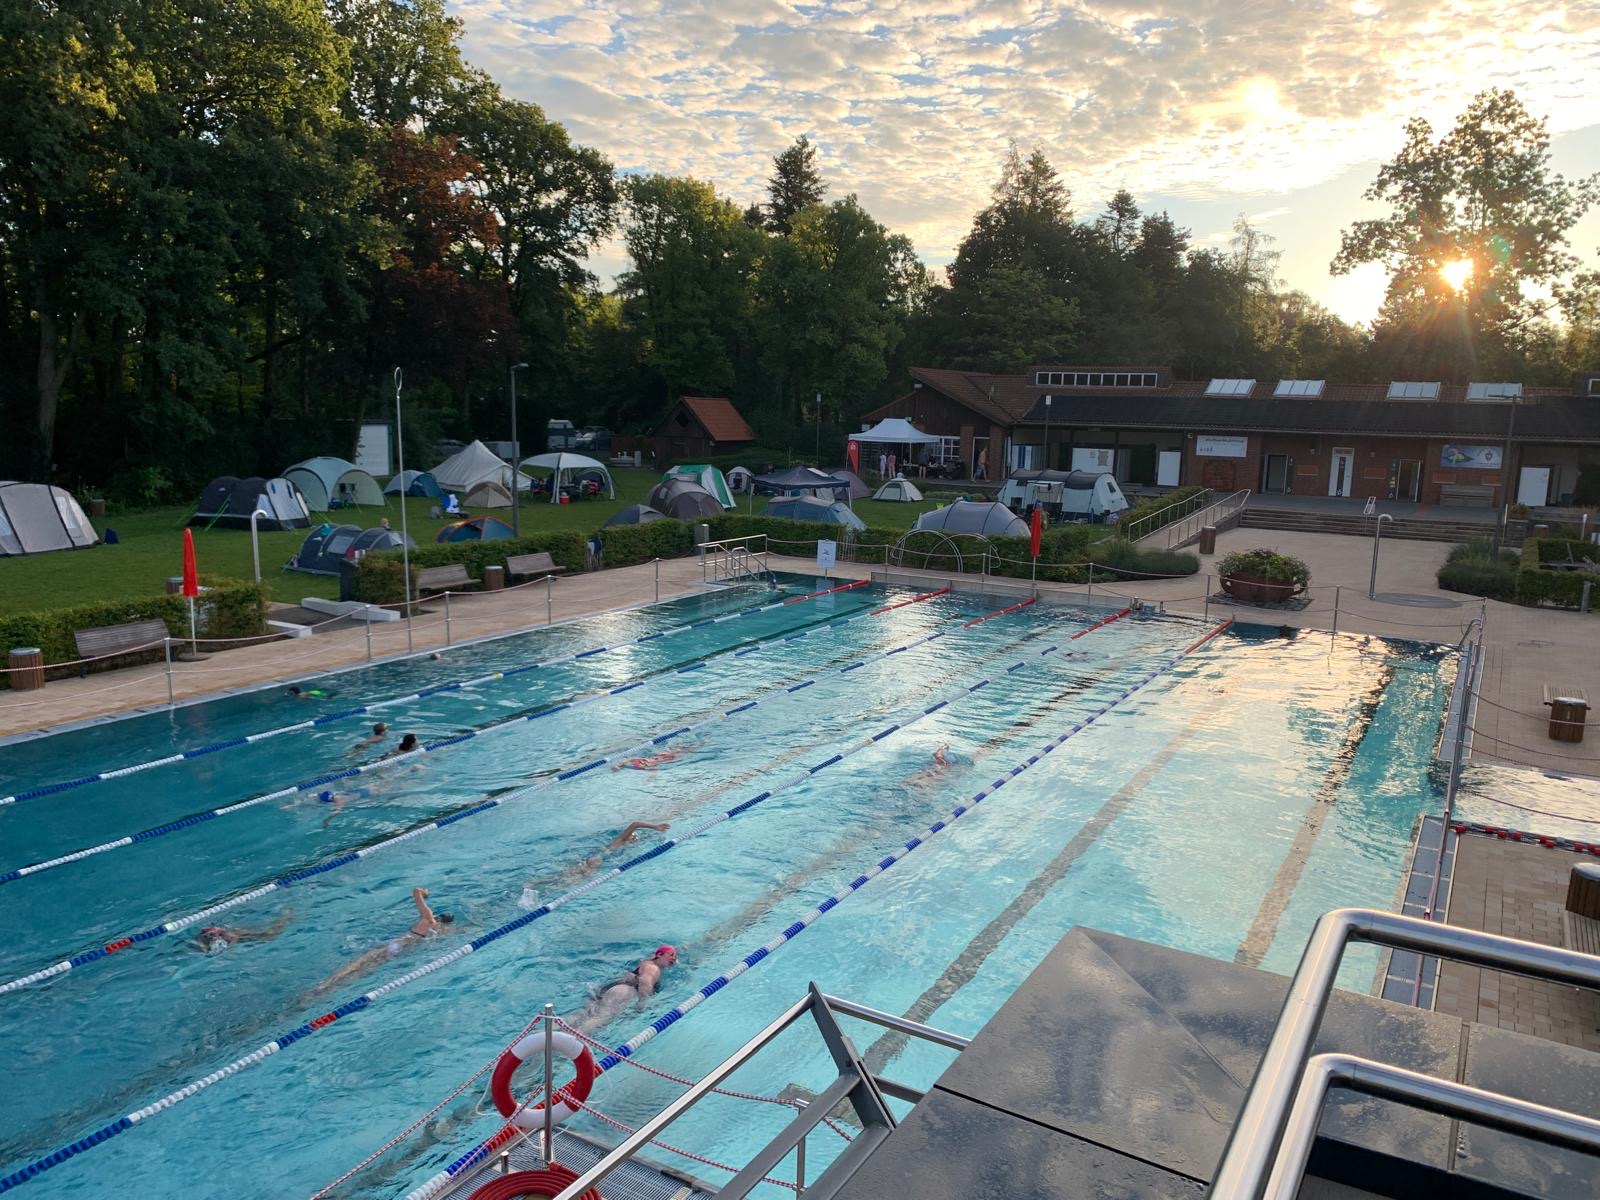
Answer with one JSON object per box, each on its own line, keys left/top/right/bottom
{"left": 339, "top": 557, "right": 360, "bottom": 602}
{"left": 89, "top": 498, "right": 106, "bottom": 517}
{"left": 694, "top": 523, "right": 710, "bottom": 551}
{"left": 483, "top": 565, "right": 505, "bottom": 592}
{"left": 1567, "top": 862, "right": 1600, "bottom": 918}
{"left": 166, "top": 576, "right": 184, "bottom": 595}
{"left": 1549, "top": 694, "right": 1588, "bottom": 743}
{"left": 8, "top": 647, "right": 44, "bottom": 692}
{"left": 1197, "top": 525, "right": 1218, "bottom": 555}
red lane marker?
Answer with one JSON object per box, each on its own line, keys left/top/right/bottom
{"left": 962, "top": 595, "right": 1037, "bottom": 628}
{"left": 868, "top": 586, "right": 951, "bottom": 616}
{"left": 1181, "top": 618, "right": 1234, "bottom": 655}
{"left": 1069, "top": 606, "right": 1133, "bottom": 639}
{"left": 783, "top": 579, "right": 869, "bottom": 605}
{"left": 103, "top": 938, "right": 133, "bottom": 955}
{"left": 308, "top": 1012, "right": 341, "bottom": 1030}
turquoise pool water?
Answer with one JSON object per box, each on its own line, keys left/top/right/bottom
{"left": 0, "top": 580, "right": 1456, "bottom": 1197}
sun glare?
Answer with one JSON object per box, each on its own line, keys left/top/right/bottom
{"left": 1440, "top": 258, "right": 1474, "bottom": 292}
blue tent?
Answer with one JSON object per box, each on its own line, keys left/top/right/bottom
{"left": 435, "top": 516, "right": 514, "bottom": 543}
{"left": 762, "top": 495, "right": 866, "bottom": 530}
{"left": 386, "top": 469, "right": 441, "bottom": 498}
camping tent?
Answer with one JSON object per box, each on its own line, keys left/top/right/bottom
{"left": 827, "top": 468, "right": 871, "bottom": 501}
{"left": 915, "top": 500, "right": 1029, "bottom": 538}
{"left": 287, "top": 524, "right": 361, "bottom": 575}
{"left": 872, "top": 477, "right": 924, "bottom": 502}
{"left": 191, "top": 476, "right": 309, "bottom": 530}
{"left": 646, "top": 478, "right": 723, "bottom": 520}
{"left": 762, "top": 495, "right": 866, "bottom": 530}
{"left": 463, "top": 480, "right": 513, "bottom": 509}
{"left": 662, "top": 464, "right": 734, "bottom": 509}
{"left": 520, "top": 452, "right": 616, "bottom": 504}
{"left": 853, "top": 417, "right": 941, "bottom": 446}
{"left": 385, "top": 469, "right": 441, "bottom": 499}
{"left": 752, "top": 467, "right": 851, "bottom": 496}
{"left": 0, "top": 482, "right": 98, "bottom": 556}
{"left": 727, "top": 466, "right": 754, "bottom": 494}
{"left": 433, "top": 441, "right": 513, "bottom": 494}
{"left": 283, "top": 457, "right": 385, "bottom": 511}
{"left": 999, "top": 469, "right": 1128, "bottom": 519}
{"left": 604, "top": 504, "right": 667, "bottom": 527}
{"left": 436, "top": 516, "right": 515, "bottom": 542}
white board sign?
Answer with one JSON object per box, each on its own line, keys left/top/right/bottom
{"left": 816, "top": 540, "right": 837, "bottom": 570}
{"left": 1071, "top": 447, "right": 1114, "bottom": 472}
{"left": 1196, "top": 435, "right": 1247, "bottom": 458}
{"left": 355, "top": 422, "right": 392, "bottom": 475}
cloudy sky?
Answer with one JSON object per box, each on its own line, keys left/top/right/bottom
{"left": 451, "top": 0, "right": 1600, "bottom": 324}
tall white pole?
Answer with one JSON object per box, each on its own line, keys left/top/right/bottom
{"left": 395, "top": 367, "right": 413, "bottom": 652}
{"left": 510, "top": 362, "right": 529, "bottom": 538}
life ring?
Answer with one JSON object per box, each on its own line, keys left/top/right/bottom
{"left": 466, "top": 1163, "right": 601, "bottom": 1200}
{"left": 490, "top": 1028, "right": 598, "bottom": 1131}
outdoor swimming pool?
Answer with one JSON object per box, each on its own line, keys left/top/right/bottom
{"left": 0, "top": 577, "right": 1457, "bottom": 1197}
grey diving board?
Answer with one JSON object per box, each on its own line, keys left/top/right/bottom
{"left": 830, "top": 926, "right": 1600, "bottom": 1199}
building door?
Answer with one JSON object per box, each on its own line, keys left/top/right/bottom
{"left": 1394, "top": 460, "right": 1421, "bottom": 502}
{"left": 1518, "top": 466, "right": 1552, "bottom": 508}
{"left": 1328, "top": 447, "right": 1354, "bottom": 497}
{"left": 972, "top": 436, "right": 989, "bottom": 480}
{"left": 1262, "top": 454, "right": 1290, "bottom": 493}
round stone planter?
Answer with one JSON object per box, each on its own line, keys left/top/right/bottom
{"left": 1220, "top": 573, "right": 1304, "bottom": 604}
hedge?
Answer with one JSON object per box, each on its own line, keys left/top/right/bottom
{"left": 1437, "top": 559, "right": 1519, "bottom": 602}
{"left": 1534, "top": 538, "right": 1600, "bottom": 566}
{"left": 1517, "top": 541, "right": 1595, "bottom": 609}
{"left": 1119, "top": 485, "right": 1209, "bottom": 537}
{"left": 0, "top": 575, "right": 270, "bottom": 686}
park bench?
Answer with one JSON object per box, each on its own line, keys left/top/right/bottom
{"left": 414, "top": 564, "right": 475, "bottom": 596}
{"left": 73, "top": 618, "right": 170, "bottom": 676}
{"left": 506, "top": 551, "right": 567, "bottom": 580}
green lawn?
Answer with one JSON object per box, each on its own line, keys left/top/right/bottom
{"left": 0, "top": 468, "right": 951, "bottom": 614}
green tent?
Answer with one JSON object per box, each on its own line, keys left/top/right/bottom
{"left": 662, "top": 464, "right": 734, "bottom": 509}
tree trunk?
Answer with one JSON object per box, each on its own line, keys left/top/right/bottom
{"left": 33, "top": 306, "right": 83, "bottom": 480}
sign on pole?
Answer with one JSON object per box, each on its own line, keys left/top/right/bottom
{"left": 817, "top": 539, "right": 837, "bottom": 577}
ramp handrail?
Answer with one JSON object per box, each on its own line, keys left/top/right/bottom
{"left": 552, "top": 986, "right": 968, "bottom": 1200}
{"left": 1121, "top": 487, "right": 1212, "bottom": 542}
{"left": 1138, "top": 488, "right": 1251, "bottom": 550}
{"left": 1207, "top": 907, "right": 1600, "bottom": 1200}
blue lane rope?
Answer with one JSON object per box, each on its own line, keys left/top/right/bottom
{"left": 0, "top": 582, "right": 873, "bottom": 808}
{"left": 0, "top": 586, "right": 907, "bottom": 887}
{"left": 0, "top": 609, "right": 1169, "bottom": 1195}
{"left": 0, "top": 591, "right": 1037, "bottom": 993}
{"left": 403, "top": 616, "right": 1236, "bottom": 1200}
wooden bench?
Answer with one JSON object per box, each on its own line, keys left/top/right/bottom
{"left": 73, "top": 618, "right": 170, "bottom": 676}
{"left": 414, "top": 564, "right": 475, "bottom": 596}
{"left": 506, "top": 552, "right": 568, "bottom": 580}
{"left": 1439, "top": 483, "right": 1496, "bottom": 508}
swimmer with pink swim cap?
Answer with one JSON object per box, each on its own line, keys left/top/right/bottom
{"left": 570, "top": 943, "right": 680, "bottom": 1033}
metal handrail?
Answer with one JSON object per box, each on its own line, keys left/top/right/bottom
{"left": 1122, "top": 487, "right": 1213, "bottom": 542}
{"left": 698, "top": 534, "right": 769, "bottom": 583}
{"left": 1208, "top": 907, "right": 1600, "bottom": 1199}
{"left": 1139, "top": 488, "right": 1251, "bottom": 549}
{"left": 552, "top": 985, "right": 968, "bottom": 1200}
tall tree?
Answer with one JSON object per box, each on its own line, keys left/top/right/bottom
{"left": 765, "top": 136, "right": 826, "bottom": 235}
{"left": 1096, "top": 189, "right": 1142, "bottom": 257}
{"left": 947, "top": 145, "right": 1078, "bottom": 292}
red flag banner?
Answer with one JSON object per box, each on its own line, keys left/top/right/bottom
{"left": 182, "top": 528, "right": 199, "bottom": 597}
{"left": 847, "top": 440, "right": 860, "bottom": 475}
{"left": 1029, "top": 507, "right": 1043, "bottom": 558}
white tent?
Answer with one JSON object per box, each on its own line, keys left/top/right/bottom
{"left": 464, "top": 480, "right": 514, "bottom": 509}
{"left": 728, "top": 466, "right": 754, "bottom": 494}
{"left": 520, "top": 452, "right": 616, "bottom": 504}
{"left": 433, "top": 440, "right": 514, "bottom": 494}
{"left": 0, "top": 482, "right": 98, "bottom": 555}
{"left": 854, "top": 418, "right": 940, "bottom": 445}
{"left": 283, "top": 457, "right": 385, "bottom": 511}
{"left": 872, "top": 477, "right": 924, "bottom": 502}
{"left": 916, "top": 500, "right": 1029, "bottom": 538}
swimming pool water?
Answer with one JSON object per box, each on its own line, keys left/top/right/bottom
{"left": 0, "top": 580, "right": 1456, "bottom": 1197}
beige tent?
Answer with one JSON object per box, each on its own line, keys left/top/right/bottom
{"left": 463, "top": 480, "right": 513, "bottom": 509}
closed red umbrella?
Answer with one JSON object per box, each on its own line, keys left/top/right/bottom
{"left": 181, "top": 528, "right": 199, "bottom": 597}
{"left": 847, "top": 439, "right": 860, "bottom": 476}
{"left": 1030, "top": 507, "right": 1043, "bottom": 558}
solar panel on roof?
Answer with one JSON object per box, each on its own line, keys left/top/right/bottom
{"left": 1465, "top": 382, "right": 1522, "bottom": 401}
{"left": 1204, "top": 378, "right": 1255, "bottom": 396}
{"left": 1386, "top": 381, "right": 1441, "bottom": 400}
{"left": 1273, "top": 379, "right": 1324, "bottom": 397}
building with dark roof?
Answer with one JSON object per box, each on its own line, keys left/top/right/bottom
{"left": 864, "top": 367, "right": 1600, "bottom": 507}
{"left": 653, "top": 396, "right": 757, "bottom": 461}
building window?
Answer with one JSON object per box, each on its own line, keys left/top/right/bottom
{"left": 1386, "top": 381, "right": 1441, "bottom": 400}
{"left": 1034, "top": 371, "right": 1159, "bottom": 388}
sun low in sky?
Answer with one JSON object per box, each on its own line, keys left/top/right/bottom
{"left": 451, "top": 0, "right": 1600, "bottom": 324}
{"left": 1440, "top": 258, "right": 1476, "bottom": 292}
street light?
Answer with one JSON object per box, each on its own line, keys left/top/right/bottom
{"left": 1043, "top": 394, "right": 1052, "bottom": 471}
{"left": 510, "top": 362, "right": 530, "bottom": 537}
{"left": 395, "top": 367, "right": 413, "bottom": 651}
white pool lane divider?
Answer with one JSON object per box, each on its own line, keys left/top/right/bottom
{"left": 0, "top": 591, "right": 1045, "bottom": 994}
{"left": 0, "top": 607, "right": 1160, "bottom": 1196}
{"left": 0, "top": 581, "right": 915, "bottom": 888}
{"left": 402, "top": 616, "right": 1236, "bottom": 1200}
{"left": 0, "top": 581, "right": 876, "bottom": 809}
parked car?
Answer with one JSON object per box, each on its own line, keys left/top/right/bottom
{"left": 575, "top": 425, "right": 612, "bottom": 452}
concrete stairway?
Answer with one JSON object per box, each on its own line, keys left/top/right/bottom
{"left": 1239, "top": 506, "right": 1524, "bottom": 545}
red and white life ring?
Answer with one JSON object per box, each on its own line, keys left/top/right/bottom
{"left": 466, "top": 1163, "right": 600, "bottom": 1200}
{"left": 490, "top": 1028, "right": 598, "bottom": 1130}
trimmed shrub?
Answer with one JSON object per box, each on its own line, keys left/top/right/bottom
{"left": 1517, "top": 541, "right": 1594, "bottom": 609}
{"left": 354, "top": 533, "right": 588, "bottom": 603}
{"left": 1119, "top": 485, "right": 1208, "bottom": 536}
{"left": 1533, "top": 538, "right": 1599, "bottom": 566}
{"left": 0, "top": 575, "right": 269, "bottom": 686}
{"left": 1089, "top": 539, "right": 1201, "bottom": 579}
{"left": 1437, "top": 559, "right": 1518, "bottom": 602}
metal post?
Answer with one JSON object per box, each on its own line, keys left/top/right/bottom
{"left": 163, "top": 637, "right": 174, "bottom": 705}
{"left": 547, "top": 574, "right": 553, "bottom": 626}
{"left": 1204, "top": 573, "right": 1211, "bottom": 622}
{"left": 796, "top": 1132, "right": 806, "bottom": 1196}
{"left": 444, "top": 590, "right": 452, "bottom": 644}
{"left": 542, "top": 1003, "right": 556, "bottom": 1161}
{"left": 1086, "top": 568, "right": 1093, "bottom": 606}
{"left": 249, "top": 508, "right": 268, "bottom": 583}
{"left": 394, "top": 367, "right": 413, "bottom": 653}
{"left": 511, "top": 362, "right": 529, "bottom": 538}
{"left": 655, "top": 557, "right": 660, "bottom": 602}
{"left": 1368, "top": 512, "right": 1393, "bottom": 600}
{"left": 1584, "top": 581, "right": 1593, "bottom": 615}
{"left": 365, "top": 607, "right": 373, "bottom": 661}
{"left": 1332, "top": 585, "right": 1340, "bottom": 637}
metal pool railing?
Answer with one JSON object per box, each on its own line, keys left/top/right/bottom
{"left": 1120, "top": 487, "right": 1213, "bottom": 542}
{"left": 1134, "top": 489, "right": 1251, "bottom": 550}
{"left": 700, "top": 534, "right": 769, "bottom": 583}
{"left": 1207, "top": 907, "right": 1600, "bottom": 1200}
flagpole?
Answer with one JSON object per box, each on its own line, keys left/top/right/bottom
{"left": 395, "top": 367, "right": 413, "bottom": 652}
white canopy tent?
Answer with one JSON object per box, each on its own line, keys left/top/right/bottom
{"left": 854, "top": 418, "right": 940, "bottom": 445}
{"left": 520, "top": 452, "right": 616, "bottom": 503}
{"left": 432, "top": 440, "right": 514, "bottom": 494}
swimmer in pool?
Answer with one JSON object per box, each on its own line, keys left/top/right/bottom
{"left": 612, "top": 744, "right": 694, "bottom": 772}
{"left": 519, "top": 821, "right": 671, "bottom": 908}
{"left": 570, "top": 945, "right": 678, "bottom": 1034}
{"left": 288, "top": 685, "right": 332, "bottom": 700}
{"left": 313, "top": 887, "right": 453, "bottom": 993}
{"left": 318, "top": 736, "right": 423, "bottom": 824}
{"left": 348, "top": 722, "right": 390, "bottom": 755}
{"left": 901, "top": 744, "right": 972, "bottom": 794}
{"left": 195, "top": 911, "right": 292, "bottom": 955}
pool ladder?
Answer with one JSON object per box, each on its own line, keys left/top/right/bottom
{"left": 700, "top": 535, "right": 770, "bottom": 584}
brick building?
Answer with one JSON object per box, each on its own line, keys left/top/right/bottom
{"left": 864, "top": 367, "right": 1600, "bottom": 507}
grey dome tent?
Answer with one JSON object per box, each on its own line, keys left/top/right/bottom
{"left": 915, "top": 500, "right": 1029, "bottom": 538}
{"left": 0, "top": 481, "right": 98, "bottom": 556}
{"left": 762, "top": 495, "right": 866, "bottom": 530}
{"left": 752, "top": 467, "right": 850, "bottom": 496}
{"left": 827, "top": 468, "right": 872, "bottom": 501}
{"left": 872, "top": 477, "right": 924, "bottom": 502}
{"left": 604, "top": 504, "right": 667, "bottom": 527}
{"left": 283, "top": 457, "right": 385, "bottom": 511}
{"left": 434, "top": 441, "right": 513, "bottom": 494}
{"left": 385, "top": 470, "right": 441, "bottom": 499}
{"left": 191, "top": 476, "right": 309, "bottom": 530}
{"left": 463, "top": 480, "right": 514, "bottom": 509}
{"left": 646, "top": 478, "right": 723, "bottom": 519}
{"left": 288, "top": 524, "right": 416, "bottom": 575}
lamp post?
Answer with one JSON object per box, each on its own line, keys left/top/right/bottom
{"left": 510, "top": 362, "right": 529, "bottom": 537}
{"left": 395, "top": 367, "right": 413, "bottom": 651}
{"left": 1368, "top": 512, "right": 1393, "bottom": 600}
{"left": 1043, "top": 394, "right": 1052, "bottom": 471}
{"left": 814, "top": 392, "right": 822, "bottom": 463}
